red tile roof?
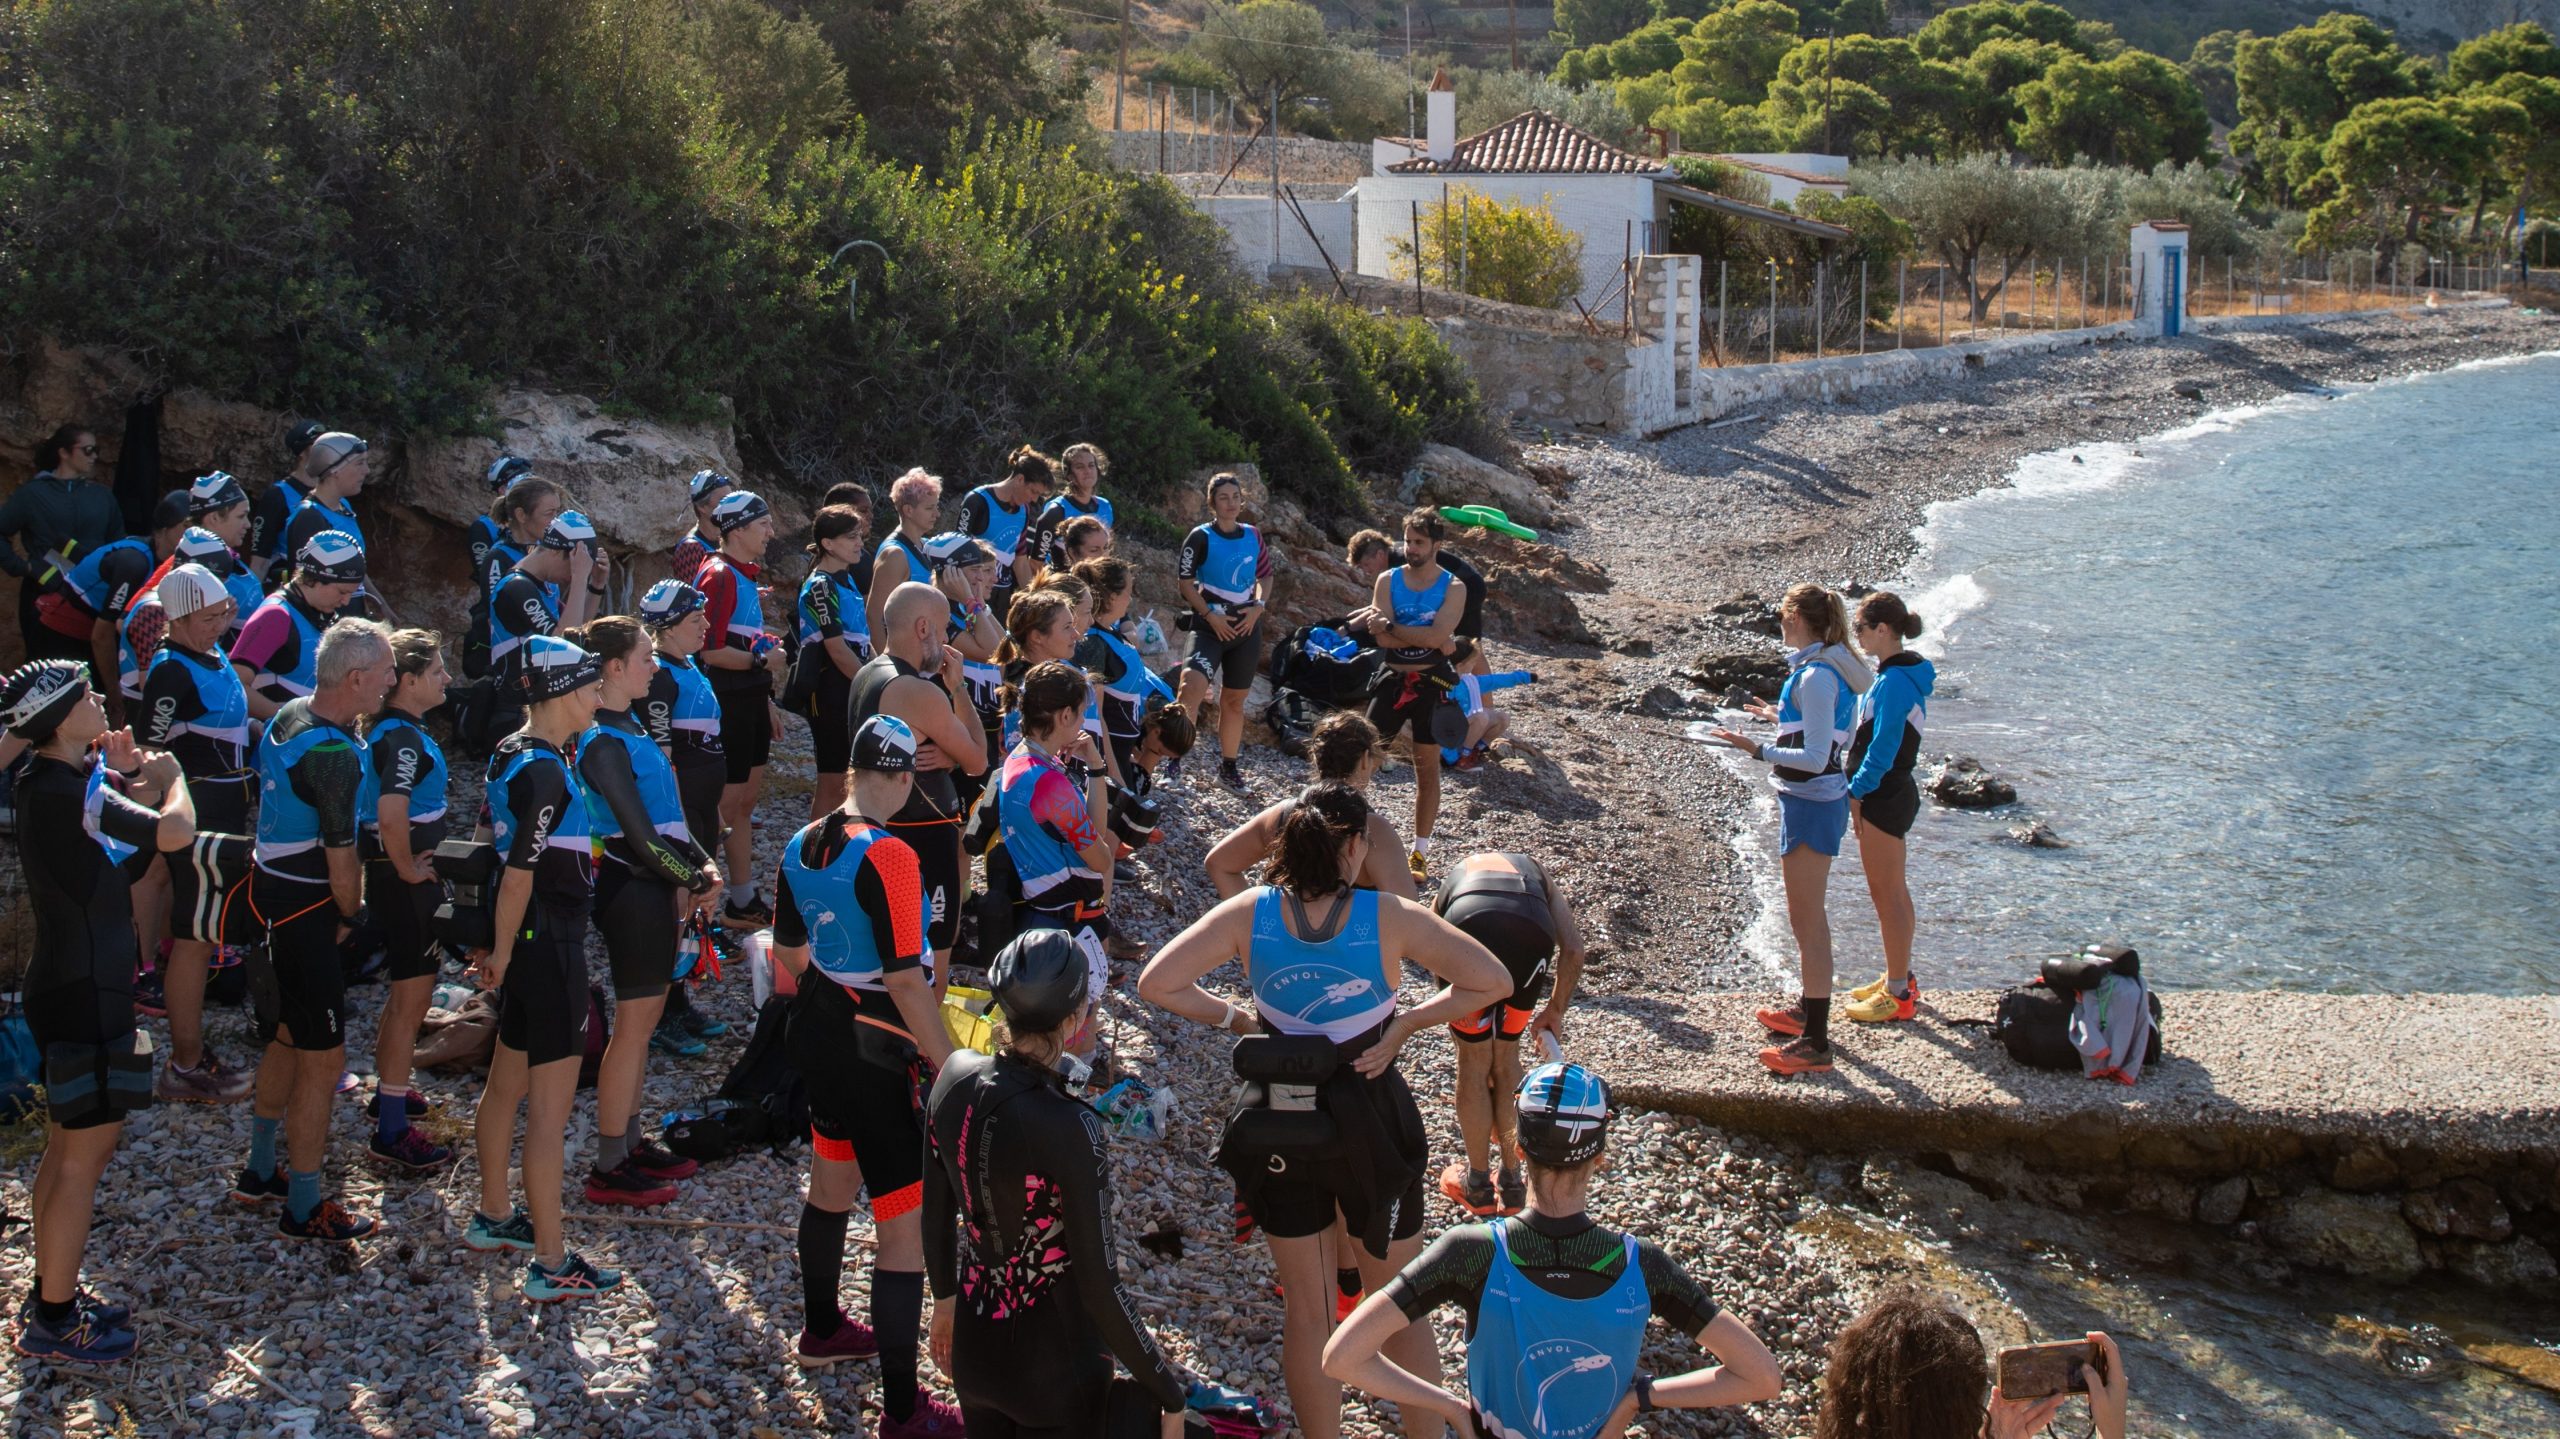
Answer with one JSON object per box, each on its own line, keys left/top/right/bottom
{"left": 1385, "top": 111, "right": 1667, "bottom": 176}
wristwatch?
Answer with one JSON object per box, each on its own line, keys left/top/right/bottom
{"left": 1634, "top": 1373, "right": 1658, "bottom": 1414}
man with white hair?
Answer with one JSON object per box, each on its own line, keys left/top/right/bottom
{"left": 233, "top": 618, "right": 394, "bottom": 1242}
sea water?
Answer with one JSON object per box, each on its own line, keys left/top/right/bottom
{"left": 1733, "top": 350, "right": 2560, "bottom": 994}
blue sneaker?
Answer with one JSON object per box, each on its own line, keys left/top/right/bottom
{"left": 524, "top": 1251, "right": 623, "bottom": 1303}
{"left": 17, "top": 1288, "right": 130, "bottom": 1330}
{"left": 650, "top": 1022, "right": 708, "bottom": 1058}
{"left": 463, "top": 1207, "right": 537, "bottom": 1253}
{"left": 673, "top": 1004, "right": 727, "bottom": 1040}
{"left": 369, "top": 1126, "right": 455, "bottom": 1173}
{"left": 229, "top": 1166, "right": 288, "bottom": 1204}
{"left": 15, "top": 1307, "right": 137, "bottom": 1366}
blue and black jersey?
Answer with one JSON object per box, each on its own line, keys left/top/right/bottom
{"left": 486, "top": 734, "right": 593, "bottom": 904}
{"left": 579, "top": 707, "right": 713, "bottom": 889}
{"left": 1179, "top": 522, "right": 1263, "bottom": 609}
{"left": 254, "top": 698, "right": 372, "bottom": 885}
{"left": 365, "top": 707, "right": 451, "bottom": 855}
{"left": 139, "top": 643, "right": 252, "bottom": 790}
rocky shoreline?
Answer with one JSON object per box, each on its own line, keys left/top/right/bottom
{"left": 5, "top": 306, "right": 2557, "bottom": 1437}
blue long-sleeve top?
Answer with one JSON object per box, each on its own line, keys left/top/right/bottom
{"left": 1846, "top": 652, "right": 1936, "bottom": 799}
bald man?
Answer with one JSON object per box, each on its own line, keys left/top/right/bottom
{"left": 848, "top": 583, "right": 987, "bottom": 984}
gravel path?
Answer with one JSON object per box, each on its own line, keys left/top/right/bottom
{"left": 4, "top": 306, "right": 2553, "bottom": 1438}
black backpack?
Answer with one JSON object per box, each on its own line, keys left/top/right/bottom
{"left": 661, "top": 994, "right": 806, "bottom": 1163}
{"left": 1994, "top": 980, "right": 2164, "bottom": 1072}
{"left": 1266, "top": 618, "right": 1380, "bottom": 710}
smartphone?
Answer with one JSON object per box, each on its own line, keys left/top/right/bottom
{"left": 1996, "top": 1339, "right": 2097, "bottom": 1399}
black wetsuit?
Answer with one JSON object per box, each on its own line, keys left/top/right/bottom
{"left": 15, "top": 755, "right": 159, "bottom": 1126}
{"left": 925, "top": 1049, "right": 1191, "bottom": 1438}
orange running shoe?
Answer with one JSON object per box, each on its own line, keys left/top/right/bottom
{"left": 1755, "top": 1002, "right": 1806, "bottom": 1036}
{"left": 1438, "top": 1162, "right": 1498, "bottom": 1217}
{"left": 1759, "top": 1036, "right": 1835, "bottom": 1076}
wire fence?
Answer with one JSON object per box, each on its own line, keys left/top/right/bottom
{"left": 1699, "top": 249, "right": 2525, "bottom": 367}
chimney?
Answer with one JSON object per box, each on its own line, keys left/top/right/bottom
{"left": 1426, "top": 67, "right": 1456, "bottom": 163}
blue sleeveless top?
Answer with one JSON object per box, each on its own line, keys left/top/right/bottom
{"left": 1466, "top": 1225, "right": 1651, "bottom": 1439}
{"left": 65, "top": 536, "right": 152, "bottom": 614}
{"left": 781, "top": 820, "right": 935, "bottom": 993}
{"left": 796, "top": 568, "right": 871, "bottom": 651}
{"left": 145, "top": 645, "right": 250, "bottom": 774}
{"left": 876, "top": 530, "right": 931, "bottom": 584}
{"left": 1772, "top": 649, "right": 1857, "bottom": 801}
{"left": 487, "top": 740, "right": 593, "bottom": 901}
{"left": 255, "top": 707, "right": 373, "bottom": 876}
{"left": 243, "top": 592, "right": 330, "bottom": 699}
{"left": 1246, "top": 886, "right": 1395, "bottom": 1042}
{"left": 966, "top": 484, "right": 1030, "bottom": 567}
{"left": 581, "top": 712, "right": 689, "bottom": 857}
{"left": 366, "top": 711, "right": 449, "bottom": 826}
{"left": 1390, "top": 566, "right": 1454, "bottom": 628}
{"left": 290, "top": 491, "right": 365, "bottom": 549}
{"left": 1187, "top": 523, "right": 1262, "bottom": 606}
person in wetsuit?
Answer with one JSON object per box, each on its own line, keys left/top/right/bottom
{"left": 461, "top": 633, "right": 622, "bottom": 1302}
{"left": 1325, "top": 1062, "right": 1782, "bottom": 1439}
{"left": 1837, "top": 590, "right": 1935, "bottom": 1028}
{"left": 133, "top": 565, "right": 255, "bottom": 1106}
{"left": 1139, "top": 784, "right": 1509, "bottom": 1439}
{"left": 1708, "top": 583, "right": 1872, "bottom": 1077}
{"left": 638, "top": 579, "right": 730, "bottom": 1050}
{"left": 1177, "top": 472, "right": 1268, "bottom": 791}
{"left": 2, "top": 660, "right": 195, "bottom": 1366}
{"left": 775, "top": 714, "right": 963, "bottom": 1436}
{"left": 574, "top": 616, "right": 720, "bottom": 1207}
{"left": 232, "top": 531, "right": 367, "bottom": 721}
{"left": 361, "top": 630, "right": 457, "bottom": 1173}
{"left": 1432, "top": 852, "right": 1588, "bottom": 1220}
{"left": 927, "top": 929, "right": 1261, "bottom": 1439}
{"left": 462, "top": 459, "right": 541, "bottom": 680}
{"left": 236, "top": 618, "right": 394, "bottom": 1243}
{"left": 852, "top": 582, "right": 991, "bottom": 989}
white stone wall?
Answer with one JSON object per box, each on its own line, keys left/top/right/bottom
{"left": 1194, "top": 195, "right": 1357, "bottom": 279}
{"left": 1353, "top": 173, "right": 1666, "bottom": 314}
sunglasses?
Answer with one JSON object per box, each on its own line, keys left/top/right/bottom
{"left": 76, "top": 444, "right": 98, "bottom": 456}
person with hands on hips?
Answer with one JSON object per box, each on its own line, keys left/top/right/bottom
{"left": 773, "top": 713, "right": 963, "bottom": 1436}
{"left": 1139, "top": 782, "right": 1510, "bottom": 1439}
{"left": 1326, "top": 1062, "right": 1782, "bottom": 1439}
{"left": 461, "top": 634, "right": 622, "bottom": 1302}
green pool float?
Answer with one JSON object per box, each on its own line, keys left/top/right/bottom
{"left": 1437, "top": 505, "right": 1536, "bottom": 541}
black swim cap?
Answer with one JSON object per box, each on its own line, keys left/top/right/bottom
{"left": 988, "top": 929, "right": 1090, "bottom": 1037}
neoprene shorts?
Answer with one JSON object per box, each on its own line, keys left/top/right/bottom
{"left": 594, "top": 863, "right": 678, "bottom": 999}
{"left": 496, "top": 904, "right": 590, "bottom": 1066}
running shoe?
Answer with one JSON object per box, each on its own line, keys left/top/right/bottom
{"left": 1845, "top": 973, "right": 1890, "bottom": 1001}
{"left": 523, "top": 1252, "right": 623, "bottom": 1303}
{"left": 626, "top": 1140, "right": 700, "bottom": 1182}
{"left": 1755, "top": 1002, "right": 1806, "bottom": 1036}
{"left": 583, "top": 1160, "right": 679, "bottom": 1208}
{"left": 229, "top": 1166, "right": 288, "bottom": 1205}
{"left": 1496, "top": 1170, "right": 1527, "bottom": 1216}
{"left": 17, "top": 1288, "right": 130, "bottom": 1330}
{"left": 1231, "top": 1196, "right": 1257, "bottom": 1244}
{"left": 1841, "top": 977, "right": 1921, "bottom": 1024}
{"left": 721, "top": 896, "right": 775, "bottom": 930}
{"left": 1758, "top": 1036, "right": 1835, "bottom": 1076}
{"left": 877, "top": 1395, "right": 966, "bottom": 1438}
{"left": 279, "top": 1198, "right": 377, "bottom": 1242}
{"left": 365, "top": 1089, "right": 432, "bottom": 1120}
{"left": 1335, "top": 1286, "right": 1362, "bottom": 1324}
{"left": 464, "top": 1207, "right": 537, "bottom": 1253}
{"left": 15, "top": 1307, "right": 137, "bottom": 1366}
{"left": 1218, "top": 758, "right": 1246, "bottom": 790}
{"left": 1437, "top": 1163, "right": 1498, "bottom": 1217}
{"left": 650, "top": 1021, "right": 709, "bottom": 1058}
{"left": 795, "top": 1314, "right": 881, "bottom": 1366}
{"left": 671, "top": 1003, "right": 728, "bottom": 1041}
{"left": 368, "top": 1127, "right": 455, "bottom": 1173}
{"left": 1453, "top": 744, "right": 1490, "bottom": 772}
{"left": 1103, "top": 932, "right": 1148, "bottom": 963}
{"left": 156, "top": 1053, "right": 253, "bottom": 1104}
{"left": 132, "top": 971, "right": 167, "bottom": 1019}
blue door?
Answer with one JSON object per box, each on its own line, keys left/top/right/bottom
{"left": 2164, "top": 250, "right": 2184, "bottom": 336}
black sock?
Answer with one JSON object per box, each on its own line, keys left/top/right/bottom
{"left": 1803, "top": 996, "right": 1832, "bottom": 1047}
{"left": 1336, "top": 1266, "right": 1363, "bottom": 1298}
{"left": 797, "top": 1202, "right": 850, "bottom": 1338}
{"left": 32, "top": 1295, "right": 75, "bottom": 1329}
{"left": 873, "top": 1266, "right": 927, "bottom": 1422}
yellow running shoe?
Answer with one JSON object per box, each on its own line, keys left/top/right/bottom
{"left": 1842, "top": 978, "right": 1920, "bottom": 1024}
{"left": 1846, "top": 973, "right": 1891, "bottom": 1001}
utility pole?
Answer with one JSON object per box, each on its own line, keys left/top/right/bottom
{"left": 1113, "top": 0, "right": 1131, "bottom": 132}
{"left": 1508, "top": 0, "right": 1519, "bottom": 71}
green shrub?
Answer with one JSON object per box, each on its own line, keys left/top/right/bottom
{"left": 1391, "top": 185, "right": 1587, "bottom": 309}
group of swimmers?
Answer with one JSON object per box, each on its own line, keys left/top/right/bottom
{"left": 0, "top": 418, "right": 2005, "bottom": 1438}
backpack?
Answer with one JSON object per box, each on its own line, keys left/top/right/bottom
{"left": 1266, "top": 618, "right": 1380, "bottom": 710}
{"left": 662, "top": 993, "right": 807, "bottom": 1163}
{"left": 1995, "top": 980, "right": 2163, "bottom": 1072}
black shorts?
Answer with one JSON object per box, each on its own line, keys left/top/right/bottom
{"left": 497, "top": 903, "right": 590, "bottom": 1066}
{"left": 888, "top": 814, "right": 964, "bottom": 952}
{"left": 1366, "top": 664, "right": 1465, "bottom": 747}
{"left": 1253, "top": 1159, "right": 1427, "bottom": 1250}
{"left": 366, "top": 858, "right": 445, "bottom": 983}
{"left": 791, "top": 979, "right": 927, "bottom": 1207}
{"left": 169, "top": 832, "right": 254, "bottom": 946}
{"left": 190, "top": 772, "right": 255, "bottom": 837}
{"left": 1185, "top": 621, "right": 1263, "bottom": 691}
{"left": 22, "top": 974, "right": 136, "bottom": 1130}
{"left": 594, "top": 863, "right": 678, "bottom": 1000}
{"left": 1857, "top": 775, "right": 1921, "bottom": 840}
{"left": 810, "top": 666, "right": 857, "bottom": 776}
{"left": 249, "top": 876, "right": 348, "bottom": 1051}
{"left": 717, "top": 685, "right": 773, "bottom": 781}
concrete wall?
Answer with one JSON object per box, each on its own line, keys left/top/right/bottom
{"left": 1406, "top": 255, "right": 1700, "bottom": 435}
{"left": 1103, "top": 130, "right": 1370, "bottom": 184}
{"left": 1195, "top": 195, "right": 1356, "bottom": 279}
{"left": 1354, "top": 173, "right": 1665, "bottom": 314}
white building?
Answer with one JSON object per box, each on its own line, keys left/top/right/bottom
{"left": 1351, "top": 73, "right": 1848, "bottom": 313}
{"left": 1713, "top": 153, "right": 1851, "bottom": 207}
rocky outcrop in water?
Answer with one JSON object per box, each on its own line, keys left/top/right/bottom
{"left": 1931, "top": 756, "right": 2018, "bottom": 808}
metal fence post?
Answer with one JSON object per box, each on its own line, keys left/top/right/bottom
{"left": 1767, "top": 261, "right": 1777, "bottom": 364}
{"left": 1718, "top": 261, "right": 1729, "bottom": 360}
{"left": 1897, "top": 259, "right": 1907, "bottom": 348}
{"left": 1814, "top": 263, "right": 1826, "bottom": 359}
